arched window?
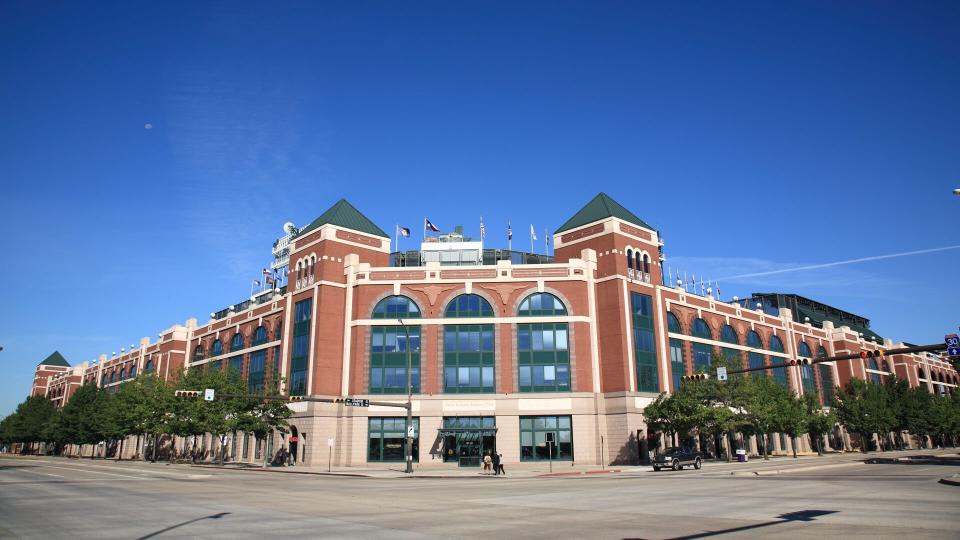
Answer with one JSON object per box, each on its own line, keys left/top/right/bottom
{"left": 252, "top": 326, "right": 268, "bottom": 346}
{"left": 797, "top": 341, "right": 812, "bottom": 358}
{"left": 102, "top": 373, "right": 108, "bottom": 385}
{"left": 720, "top": 325, "right": 739, "bottom": 364}
{"left": 690, "top": 318, "right": 713, "bottom": 371}
{"left": 231, "top": 332, "right": 245, "bottom": 352}
{"left": 211, "top": 339, "right": 223, "bottom": 357}
{"left": 518, "top": 293, "right": 567, "bottom": 316}
{"left": 634, "top": 252, "right": 642, "bottom": 273}
{"left": 642, "top": 253, "right": 650, "bottom": 274}
{"left": 129, "top": 365, "right": 136, "bottom": 378}
{"left": 193, "top": 345, "right": 204, "bottom": 363}
{"left": 370, "top": 296, "right": 421, "bottom": 394}
{"left": 630, "top": 292, "right": 659, "bottom": 391}
{"left": 627, "top": 249, "right": 634, "bottom": 270}
{"left": 769, "top": 335, "right": 787, "bottom": 386}
{"left": 145, "top": 359, "right": 154, "bottom": 372}
{"left": 443, "top": 295, "right": 495, "bottom": 393}
{"left": 797, "top": 341, "right": 815, "bottom": 395}
{"left": 372, "top": 295, "right": 421, "bottom": 319}
{"left": 110, "top": 371, "right": 116, "bottom": 383}
{"left": 518, "top": 293, "right": 569, "bottom": 392}
{"left": 119, "top": 368, "right": 125, "bottom": 380}
{"left": 747, "top": 331, "right": 765, "bottom": 378}
{"left": 667, "top": 312, "right": 682, "bottom": 333}
{"left": 817, "top": 346, "right": 834, "bottom": 406}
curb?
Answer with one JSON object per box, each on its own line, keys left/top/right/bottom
{"left": 731, "top": 461, "right": 867, "bottom": 477}
{"left": 537, "top": 469, "right": 622, "bottom": 478}
{"left": 189, "top": 464, "right": 372, "bottom": 478}
{"left": 938, "top": 475, "right": 960, "bottom": 487}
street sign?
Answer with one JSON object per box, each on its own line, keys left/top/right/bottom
{"left": 204, "top": 388, "right": 215, "bottom": 401}
{"left": 327, "top": 438, "right": 334, "bottom": 448}
{"left": 716, "top": 366, "right": 728, "bottom": 382}
{"left": 946, "top": 334, "right": 960, "bottom": 357}
{"left": 343, "top": 398, "right": 370, "bottom": 407}
{"left": 407, "top": 426, "right": 415, "bottom": 438}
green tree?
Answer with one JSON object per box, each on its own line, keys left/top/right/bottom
{"left": 834, "top": 379, "right": 895, "bottom": 453}
{"left": 740, "top": 375, "right": 790, "bottom": 460}
{"left": 778, "top": 393, "right": 808, "bottom": 458}
{"left": 8, "top": 396, "right": 58, "bottom": 454}
{"left": 60, "top": 384, "right": 109, "bottom": 458}
{"left": 233, "top": 377, "right": 292, "bottom": 468}
{"left": 803, "top": 393, "right": 836, "bottom": 456}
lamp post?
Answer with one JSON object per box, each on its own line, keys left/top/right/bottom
{"left": 398, "top": 318, "right": 414, "bottom": 474}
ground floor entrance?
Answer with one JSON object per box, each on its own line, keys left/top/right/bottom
{"left": 439, "top": 416, "right": 497, "bottom": 467}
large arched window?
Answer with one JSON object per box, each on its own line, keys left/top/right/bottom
{"left": 119, "top": 368, "right": 125, "bottom": 380}
{"left": 817, "top": 346, "right": 834, "bottom": 406}
{"left": 128, "top": 365, "right": 136, "bottom": 378}
{"left": 690, "top": 318, "right": 713, "bottom": 371}
{"left": 720, "top": 325, "right": 740, "bottom": 365}
{"left": 747, "top": 331, "right": 765, "bottom": 379}
{"left": 627, "top": 249, "right": 634, "bottom": 270}
{"left": 110, "top": 371, "right": 116, "bottom": 383}
{"left": 797, "top": 341, "right": 815, "bottom": 396}
{"left": 230, "top": 332, "right": 245, "bottom": 352}
{"left": 642, "top": 253, "right": 650, "bottom": 274}
{"left": 518, "top": 293, "right": 567, "bottom": 316}
{"left": 193, "top": 345, "right": 204, "bottom": 363}
{"left": 443, "top": 294, "right": 495, "bottom": 393}
{"left": 517, "top": 293, "right": 569, "bottom": 392}
{"left": 370, "top": 296, "right": 421, "bottom": 394}
{"left": 667, "top": 313, "right": 684, "bottom": 390}
{"left": 252, "top": 326, "right": 268, "bottom": 346}
{"left": 102, "top": 373, "right": 108, "bottom": 386}
{"left": 769, "top": 335, "right": 787, "bottom": 386}
{"left": 145, "top": 359, "right": 154, "bottom": 372}
{"left": 372, "top": 295, "right": 421, "bottom": 319}
{"left": 211, "top": 339, "right": 223, "bottom": 357}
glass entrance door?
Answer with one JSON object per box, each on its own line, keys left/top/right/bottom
{"left": 440, "top": 416, "right": 497, "bottom": 467}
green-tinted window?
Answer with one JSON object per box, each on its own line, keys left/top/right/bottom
{"left": 667, "top": 312, "right": 682, "bottom": 333}
{"left": 720, "top": 324, "right": 740, "bottom": 365}
{"left": 517, "top": 323, "right": 569, "bottom": 392}
{"left": 372, "top": 295, "right": 421, "bottom": 319}
{"left": 520, "top": 415, "right": 573, "bottom": 461}
{"left": 370, "top": 325, "right": 421, "bottom": 394}
{"left": 368, "top": 417, "right": 419, "bottom": 462}
{"left": 770, "top": 335, "right": 787, "bottom": 386}
{"left": 252, "top": 326, "right": 268, "bottom": 346}
{"left": 444, "top": 294, "right": 493, "bottom": 318}
{"left": 518, "top": 293, "right": 567, "bottom": 316}
{"left": 444, "top": 324, "right": 494, "bottom": 393}
{"left": 631, "top": 292, "right": 659, "bottom": 393}
{"left": 669, "top": 338, "right": 684, "bottom": 390}
{"left": 817, "top": 347, "right": 834, "bottom": 406}
{"left": 747, "top": 331, "right": 766, "bottom": 379}
{"left": 289, "top": 298, "right": 312, "bottom": 396}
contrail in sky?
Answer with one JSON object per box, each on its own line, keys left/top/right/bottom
{"left": 721, "top": 245, "right": 960, "bottom": 280}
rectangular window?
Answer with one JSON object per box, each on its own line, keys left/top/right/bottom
{"left": 368, "top": 417, "right": 419, "bottom": 462}
{"left": 517, "top": 323, "right": 570, "bottom": 392}
{"left": 630, "top": 292, "right": 659, "bottom": 393}
{"left": 289, "top": 298, "right": 312, "bottom": 396}
{"left": 370, "top": 326, "right": 421, "bottom": 394}
{"left": 519, "top": 415, "right": 573, "bottom": 461}
{"left": 443, "top": 324, "right": 495, "bottom": 393}
{"left": 248, "top": 350, "right": 266, "bottom": 393}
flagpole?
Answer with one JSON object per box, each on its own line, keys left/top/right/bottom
{"left": 530, "top": 225, "right": 534, "bottom": 254}
{"left": 544, "top": 227, "right": 548, "bottom": 256}
{"left": 508, "top": 221, "right": 512, "bottom": 252}
{"left": 422, "top": 217, "right": 426, "bottom": 244}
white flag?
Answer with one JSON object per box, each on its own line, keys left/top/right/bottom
{"left": 530, "top": 224, "right": 537, "bottom": 241}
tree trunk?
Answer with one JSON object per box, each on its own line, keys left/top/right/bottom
{"left": 261, "top": 438, "right": 268, "bottom": 469}
{"left": 761, "top": 434, "right": 769, "bottom": 460}
{"left": 792, "top": 436, "right": 798, "bottom": 458}
{"left": 219, "top": 434, "right": 225, "bottom": 467}
{"left": 118, "top": 437, "right": 124, "bottom": 461}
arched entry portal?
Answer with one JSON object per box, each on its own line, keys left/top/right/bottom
{"left": 288, "top": 426, "right": 299, "bottom": 465}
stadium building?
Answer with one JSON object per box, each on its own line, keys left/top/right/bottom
{"left": 33, "top": 194, "right": 959, "bottom": 467}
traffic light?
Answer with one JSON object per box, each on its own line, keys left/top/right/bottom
{"left": 288, "top": 396, "right": 304, "bottom": 402}
{"left": 860, "top": 350, "right": 885, "bottom": 359}
{"left": 798, "top": 358, "right": 811, "bottom": 366}
{"left": 174, "top": 390, "right": 202, "bottom": 398}
{"left": 682, "top": 373, "right": 711, "bottom": 382}
{"left": 788, "top": 359, "right": 798, "bottom": 366}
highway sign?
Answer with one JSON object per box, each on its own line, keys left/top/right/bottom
{"left": 946, "top": 334, "right": 960, "bottom": 357}
{"left": 204, "top": 388, "right": 215, "bottom": 401}
{"left": 343, "top": 398, "right": 370, "bottom": 407}
{"left": 716, "top": 366, "right": 728, "bottom": 381}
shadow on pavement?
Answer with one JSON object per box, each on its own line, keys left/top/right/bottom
{"left": 137, "top": 512, "right": 231, "bottom": 539}
{"left": 625, "top": 509, "right": 838, "bottom": 540}
{"left": 865, "top": 455, "right": 960, "bottom": 466}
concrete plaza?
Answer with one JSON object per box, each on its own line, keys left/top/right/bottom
{"left": 1, "top": 451, "right": 958, "bottom": 539}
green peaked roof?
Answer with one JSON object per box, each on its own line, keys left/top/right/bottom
{"left": 298, "top": 199, "right": 390, "bottom": 239}
{"left": 555, "top": 193, "right": 654, "bottom": 234}
{"left": 38, "top": 351, "right": 69, "bottom": 367}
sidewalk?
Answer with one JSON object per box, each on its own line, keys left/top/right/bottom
{"left": 187, "top": 448, "right": 960, "bottom": 479}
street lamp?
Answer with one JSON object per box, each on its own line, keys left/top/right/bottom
{"left": 398, "top": 318, "right": 414, "bottom": 474}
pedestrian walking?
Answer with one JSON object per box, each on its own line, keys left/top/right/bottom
{"left": 492, "top": 452, "right": 501, "bottom": 475}
{"left": 496, "top": 453, "right": 505, "bottom": 476}
{"left": 483, "top": 451, "right": 492, "bottom": 472}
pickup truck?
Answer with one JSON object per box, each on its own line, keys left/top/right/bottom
{"left": 652, "top": 446, "right": 703, "bottom": 471}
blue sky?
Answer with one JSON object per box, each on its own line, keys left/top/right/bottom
{"left": 1, "top": 1, "right": 958, "bottom": 417}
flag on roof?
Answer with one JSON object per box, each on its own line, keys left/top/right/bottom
{"left": 530, "top": 224, "right": 537, "bottom": 241}
{"left": 479, "top": 217, "right": 486, "bottom": 240}
{"left": 425, "top": 218, "right": 440, "bottom": 232}
{"left": 397, "top": 225, "right": 410, "bottom": 237}
{"left": 508, "top": 222, "right": 512, "bottom": 240}
{"left": 262, "top": 268, "right": 271, "bottom": 276}
{"left": 252, "top": 279, "right": 261, "bottom": 287}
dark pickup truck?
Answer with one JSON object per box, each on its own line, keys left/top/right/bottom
{"left": 652, "top": 446, "right": 703, "bottom": 471}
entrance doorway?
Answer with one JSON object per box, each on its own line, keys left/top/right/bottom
{"left": 439, "top": 416, "right": 497, "bottom": 467}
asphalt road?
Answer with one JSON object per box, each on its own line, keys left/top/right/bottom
{"left": 1, "top": 455, "right": 958, "bottom": 539}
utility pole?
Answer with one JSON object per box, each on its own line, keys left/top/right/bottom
{"left": 399, "top": 319, "right": 414, "bottom": 474}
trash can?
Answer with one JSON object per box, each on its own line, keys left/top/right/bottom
{"left": 736, "top": 449, "right": 747, "bottom": 463}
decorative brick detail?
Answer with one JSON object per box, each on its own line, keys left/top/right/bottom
{"left": 336, "top": 229, "right": 383, "bottom": 248}
{"left": 407, "top": 284, "right": 459, "bottom": 306}
{"left": 560, "top": 223, "right": 604, "bottom": 243}
{"left": 369, "top": 271, "right": 426, "bottom": 281}
{"left": 619, "top": 223, "right": 652, "bottom": 240}
{"left": 477, "top": 283, "right": 529, "bottom": 306}
{"left": 439, "top": 269, "right": 497, "bottom": 279}
{"left": 512, "top": 268, "right": 569, "bottom": 278}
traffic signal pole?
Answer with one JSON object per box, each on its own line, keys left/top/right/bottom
{"left": 723, "top": 342, "right": 948, "bottom": 377}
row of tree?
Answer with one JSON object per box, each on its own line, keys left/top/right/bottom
{"left": 0, "top": 368, "right": 293, "bottom": 467}
{"left": 643, "top": 353, "right": 960, "bottom": 458}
